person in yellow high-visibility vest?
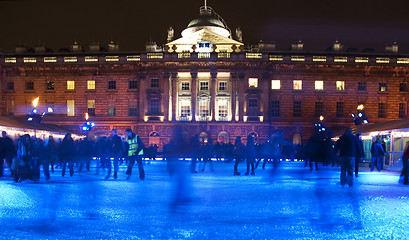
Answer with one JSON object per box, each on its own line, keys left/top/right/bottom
{"left": 125, "top": 128, "right": 145, "bottom": 180}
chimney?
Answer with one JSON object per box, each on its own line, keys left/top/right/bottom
{"left": 108, "top": 41, "right": 119, "bottom": 52}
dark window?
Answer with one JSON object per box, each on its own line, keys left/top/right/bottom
{"left": 129, "top": 80, "right": 138, "bottom": 89}
{"left": 151, "top": 78, "right": 159, "bottom": 88}
{"left": 247, "top": 99, "right": 258, "bottom": 116}
{"left": 378, "top": 103, "right": 387, "bottom": 118}
{"left": 399, "top": 103, "right": 406, "bottom": 118}
{"left": 271, "top": 101, "right": 280, "bottom": 117}
{"left": 293, "top": 101, "right": 302, "bottom": 117}
{"left": 6, "top": 82, "right": 14, "bottom": 90}
{"left": 128, "top": 108, "right": 138, "bottom": 116}
{"left": 358, "top": 82, "right": 366, "bottom": 91}
{"left": 379, "top": 83, "right": 387, "bottom": 92}
{"left": 88, "top": 108, "right": 95, "bottom": 116}
{"left": 181, "top": 82, "right": 190, "bottom": 91}
{"left": 336, "top": 102, "right": 344, "bottom": 118}
{"left": 108, "top": 106, "right": 116, "bottom": 116}
{"left": 108, "top": 81, "right": 116, "bottom": 89}
{"left": 249, "top": 99, "right": 258, "bottom": 107}
{"left": 400, "top": 83, "right": 408, "bottom": 92}
{"left": 315, "top": 102, "right": 323, "bottom": 117}
{"left": 150, "top": 98, "right": 160, "bottom": 115}
{"left": 219, "top": 81, "right": 227, "bottom": 91}
{"left": 46, "top": 81, "right": 55, "bottom": 90}
{"left": 200, "top": 81, "right": 209, "bottom": 91}
{"left": 25, "top": 82, "right": 34, "bottom": 91}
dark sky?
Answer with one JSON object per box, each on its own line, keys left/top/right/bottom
{"left": 1, "top": 0, "right": 409, "bottom": 53}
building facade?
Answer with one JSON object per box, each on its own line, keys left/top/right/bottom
{"left": 1, "top": 5, "right": 409, "bottom": 148}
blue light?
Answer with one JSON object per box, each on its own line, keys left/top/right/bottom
{"left": 91, "top": 122, "right": 95, "bottom": 127}
{"left": 82, "top": 126, "right": 88, "bottom": 131}
{"left": 86, "top": 121, "right": 91, "bottom": 125}
{"left": 363, "top": 119, "right": 369, "bottom": 124}
{"left": 32, "top": 108, "right": 38, "bottom": 114}
{"left": 358, "top": 112, "right": 363, "bottom": 118}
{"left": 27, "top": 117, "right": 33, "bottom": 122}
{"left": 41, "top": 112, "right": 46, "bottom": 116}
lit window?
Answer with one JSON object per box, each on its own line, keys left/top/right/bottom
{"left": 106, "top": 56, "right": 119, "bottom": 62}
{"left": 64, "top": 57, "right": 77, "bottom": 62}
{"left": 44, "top": 57, "right": 57, "bottom": 63}
{"left": 88, "top": 100, "right": 95, "bottom": 116}
{"left": 127, "top": 55, "right": 141, "bottom": 61}
{"left": 23, "top": 57, "right": 36, "bottom": 63}
{"left": 334, "top": 57, "right": 348, "bottom": 63}
{"left": 313, "top": 56, "right": 326, "bottom": 62}
{"left": 181, "top": 82, "right": 190, "bottom": 91}
{"left": 180, "top": 100, "right": 191, "bottom": 118}
{"left": 397, "top": 58, "right": 409, "bottom": 64}
{"left": 198, "top": 41, "right": 211, "bottom": 53}
{"left": 291, "top": 56, "right": 305, "bottom": 61}
{"left": 147, "top": 53, "right": 163, "bottom": 59}
{"left": 293, "top": 80, "right": 302, "bottom": 90}
{"left": 248, "top": 78, "right": 258, "bottom": 88}
{"left": 379, "top": 83, "right": 387, "bottom": 92}
{"left": 200, "top": 81, "right": 209, "bottom": 91}
{"left": 5, "top": 57, "right": 17, "bottom": 63}
{"left": 336, "top": 81, "right": 345, "bottom": 91}
{"left": 355, "top": 57, "right": 368, "bottom": 63}
{"left": 271, "top": 80, "right": 281, "bottom": 90}
{"left": 269, "top": 55, "right": 283, "bottom": 61}
{"left": 87, "top": 80, "right": 95, "bottom": 90}
{"left": 199, "top": 100, "right": 210, "bottom": 118}
{"left": 218, "top": 100, "right": 228, "bottom": 118}
{"left": 246, "top": 53, "right": 262, "bottom": 59}
{"left": 67, "top": 100, "right": 75, "bottom": 116}
{"left": 315, "top": 81, "right": 324, "bottom": 90}
{"left": 85, "top": 56, "right": 98, "bottom": 62}
{"left": 67, "top": 81, "right": 75, "bottom": 90}
{"left": 218, "top": 81, "right": 227, "bottom": 91}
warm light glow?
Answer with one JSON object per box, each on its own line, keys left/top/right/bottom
{"left": 87, "top": 80, "right": 95, "bottom": 90}
{"left": 313, "top": 56, "right": 327, "bottom": 62}
{"left": 259, "top": 116, "right": 264, "bottom": 122}
{"left": 269, "top": 55, "right": 283, "bottom": 61}
{"left": 178, "top": 72, "right": 191, "bottom": 78}
{"left": 85, "top": 113, "right": 89, "bottom": 120}
{"left": 315, "top": 80, "right": 324, "bottom": 90}
{"left": 246, "top": 53, "right": 262, "bottom": 59}
{"left": 198, "top": 72, "right": 211, "bottom": 78}
{"left": 67, "top": 81, "right": 75, "bottom": 90}
{"left": 334, "top": 57, "right": 348, "bottom": 63}
{"left": 291, "top": 56, "right": 305, "bottom": 62}
{"left": 293, "top": 80, "right": 302, "bottom": 90}
{"left": 271, "top": 80, "right": 281, "bottom": 90}
{"left": 248, "top": 78, "right": 258, "bottom": 88}
{"left": 336, "top": 81, "right": 345, "bottom": 91}
{"left": 355, "top": 57, "right": 369, "bottom": 63}
{"left": 357, "top": 104, "right": 364, "bottom": 111}
{"left": 85, "top": 56, "right": 99, "bottom": 62}
{"left": 32, "top": 97, "right": 40, "bottom": 108}
{"left": 319, "top": 115, "right": 324, "bottom": 121}
{"left": 64, "top": 57, "right": 77, "bottom": 63}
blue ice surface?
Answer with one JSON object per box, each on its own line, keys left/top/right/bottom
{"left": 0, "top": 161, "right": 408, "bottom": 239}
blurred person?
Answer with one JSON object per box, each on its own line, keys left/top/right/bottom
{"left": 106, "top": 129, "right": 122, "bottom": 179}
{"left": 44, "top": 135, "right": 58, "bottom": 179}
{"left": 245, "top": 135, "right": 256, "bottom": 176}
{"left": 354, "top": 134, "right": 364, "bottom": 178}
{"left": 189, "top": 135, "right": 200, "bottom": 173}
{"left": 370, "top": 139, "right": 385, "bottom": 172}
{"left": 95, "top": 136, "right": 109, "bottom": 175}
{"left": 60, "top": 133, "right": 76, "bottom": 177}
{"left": 166, "top": 126, "right": 192, "bottom": 207}
{"left": 14, "top": 134, "right": 33, "bottom": 182}
{"left": 401, "top": 143, "right": 409, "bottom": 185}
{"left": 200, "top": 139, "right": 214, "bottom": 172}
{"left": 1, "top": 131, "right": 15, "bottom": 177}
{"left": 125, "top": 128, "right": 145, "bottom": 180}
{"left": 233, "top": 136, "right": 245, "bottom": 175}
{"left": 79, "top": 137, "right": 94, "bottom": 173}
{"left": 256, "top": 138, "right": 271, "bottom": 170}
{"left": 334, "top": 128, "right": 363, "bottom": 187}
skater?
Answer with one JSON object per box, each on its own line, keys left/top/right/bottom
{"left": 125, "top": 128, "right": 145, "bottom": 180}
{"left": 106, "top": 129, "right": 123, "bottom": 179}
{"left": 60, "top": 133, "right": 76, "bottom": 177}
{"left": 233, "top": 136, "right": 245, "bottom": 175}
{"left": 245, "top": 135, "right": 256, "bottom": 176}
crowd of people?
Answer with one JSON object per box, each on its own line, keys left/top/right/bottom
{"left": 0, "top": 126, "right": 408, "bottom": 186}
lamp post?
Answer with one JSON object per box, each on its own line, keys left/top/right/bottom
{"left": 27, "top": 97, "right": 45, "bottom": 138}
{"left": 81, "top": 113, "right": 95, "bottom": 137}
{"left": 352, "top": 104, "right": 369, "bottom": 136}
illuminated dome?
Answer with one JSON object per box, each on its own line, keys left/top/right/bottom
{"left": 181, "top": 6, "right": 231, "bottom": 39}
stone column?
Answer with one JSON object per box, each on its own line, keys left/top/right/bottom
{"left": 231, "top": 72, "right": 237, "bottom": 122}
{"left": 191, "top": 71, "right": 197, "bottom": 122}
{"left": 163, "top": 72, "right": 170, "bottom": 122}
{"left": 238, "top": 72, "right": 245, "bottom": 122}
{"left": 171, "top": 72, "right": 177, "bottom": 122}
{"left": 211, "top": 71, "right": 217, "bottom": 121}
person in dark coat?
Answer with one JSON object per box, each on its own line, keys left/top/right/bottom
{"left": 60, "top": 133, "right": 76, "bottom": 177}
{"left": 44, "top": 135, "right": 58, "bottom": 179}
{"left": 334, "top": 128, "right": 363, "bottom": 187}
{"left": 401, "top": 143, "right": 409, "bottom": 185}
{"left": 106, "top": 129, "right": 123, "bottom": 179}
{"left": 371, "top": 139, "right": 385, "bottom": 172}
{"left": 245, "top": 135, "right": 256, "bottom": 176}
{"left": 1, "top": 131, "right": 15, "bottom": 177}
{"left": 355, "top": 134, "right": 364, "bottom": 177}
{"left": 233, "top": 136, "right": 245, "bottom": 175}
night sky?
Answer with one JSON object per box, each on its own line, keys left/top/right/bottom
{"left": 1, "top": 0, "right": 409, "bottom": 53}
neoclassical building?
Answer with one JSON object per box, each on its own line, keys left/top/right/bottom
{"left": 1, "top": 4, "right": 409, "bottom": 148}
